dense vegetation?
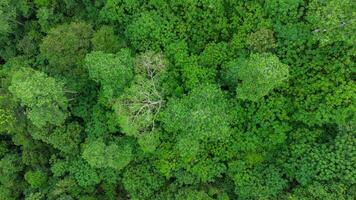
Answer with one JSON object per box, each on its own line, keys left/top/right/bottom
{"left": 0, "top": 0, "right": 355, "bottom": 199}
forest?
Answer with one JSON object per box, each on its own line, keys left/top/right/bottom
{"left": 0, "top": 0, "right": 355, "bottom": 199}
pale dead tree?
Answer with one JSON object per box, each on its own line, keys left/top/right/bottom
{"left": 134, "top": 51, "right": 167, "bottom": 80}
{"left": 115, "top": 52, "right": 167, "bottom": 137}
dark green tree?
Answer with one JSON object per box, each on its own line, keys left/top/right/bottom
{"left": 91, "top": 25, "right": 123, "bottom": 53}
{"left": 40, "top": 21, "right": 93, "bottom": 69}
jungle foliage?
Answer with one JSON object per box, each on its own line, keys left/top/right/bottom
{"left": 0, "top": 0, "right": 355, "bottom": 199}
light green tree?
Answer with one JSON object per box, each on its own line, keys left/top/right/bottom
{"left": 82, "top": 138, "right": 133, "bottom": 171}
{"left": 9, "top": 68, "right": 68, "bottom": 128}
{"left": 227, "top": 53, "right": 289, "bottom": 101}
{"left": 24, "top": 170, "right": 47, "bottom": 188}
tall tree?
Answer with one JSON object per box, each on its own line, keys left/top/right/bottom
{"left": 9, "top": 68, "right": 68, "bottom": 128}
{"left": 114, "top": 52, "right": 166, "bottom": 137}
{"left": 223, "top": 53, "right": 289, "bottom": 101}
{"left": 85, "top": 49, "right": 134, "bottom": 103}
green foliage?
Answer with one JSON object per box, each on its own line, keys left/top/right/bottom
{"left": 199, "top": 42, "right": 230, "bottom": 68}
{"left": 300, "top": 124, "right": 356, "bottom": 184}
{"left": 0, "top": 97, "right": 16, "bottom": 134}
{"left": 286, "top": 182, "right": 355, "bottom": 200}
{"left": 91, "top": 25, "right": 122, "bottom": 53}
{"left": 0, "top": 0, "right": 34, "bottom": 60}
{"left": 84, "top": 103, "right": 118, "bottom": 138}
{"left": 24, "top": 170, "right": 47, "bottom": 188}
{"left": 40, "top": 21, "right": 93, "bottom": 69}
{"left": 115, "top": 76, "right": 163, "bottom": 136}
{"left": 175, "top": 189, "right": 213, "bottom": 200}
{"left": 99, "top": 0, "right": 141, "bottom": 23}
{"left": 224, "top": 53, "right": 289, "bottom": 101}
{"left": 114, "top": 52, "right": 166, "bottom": 139}
{"left": 166, "top": 41, "right": 216, "bottom": 90}
{"left": 85, "top": 49, "right": 134, "bottom": 101}
{"left": 122, "top": 163, "right": 165, "bottom": 200}
{"left": 0, "top": 153, "right": 25, "bottom": 199}
{"left": 247, "top": 28, "right": 277, "bottom": 52}
{"left": 125, "top": 11, "right": 166, "bottom": 51}
{"left": 69, "top": 159, "right": 100, "bottom": 187}
{"left": 31, "top": 123, "right": 82, "bottom": 154}
{"left": 82, "top": 138, "right": 133, "bottom": 171}
{"left": 158, "top": 84, "right": 232, "bottom": 182}
{"left": 0, "top": 1, "right": 355, "bottom": 199}
{"left": 25, "top": 192, "right": 45, "bottom": 200}
{"left": 9, "top": 67, "right": 68, "bottom": 127}
{"left": 265, "top": 0, "right": 304, "bottom": 23}
{"left": 161, "top": 84, "right": 231, "bottom": 141}
{"left": 36, "top": 7, "right": 58, "bottom": 33}
{"left": 228, "top": 162, "right": 287, "bottom": 199}
{"left": 307, "top": 0, "right": 355, "bottom": 46}
{"left": 0, "top": 0, "right": 16, "bottom": 36}
{"left": 168, "top": 0, "right": 229, "bottom": 52}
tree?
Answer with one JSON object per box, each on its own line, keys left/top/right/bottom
{"left": 247, "top": 28, "right": 277, "bottom": 52}
{"left": 82, "top": 138, "right": 133, "bottom": 171}
{"left": 0, "top": 57, "right": 33, "bottom": 135}
{"left": 9, "top": 67, "right": 68, "bottom": 128}
{"left": 296, "top": 123, "right": 356, "bottom": 185}
{"left": 40, "top": 21, "right": 93, "bottom": 70}
{"left": 158, "top": 84, "right": 232, "bottom": 182}
{"left": 285, "top": 181, "right": 354, "bottom": 200}
{"left": 165, "top": 41, "right": 216, "bottom": 91}
{"left": 125, "top": 11, "right": 165, "bottom": 51}
{"left": 99, "top": 0, "right": 142, "bottom": 23}
{"left": 114, "top": 76, "right": 164, "bottom": 152}
{"left": 91, "top": 25, "right": 123, "bottom": 53}
{"left": 69, "top": 158, "right": 101, "bottom": 187}
{"left": 85, "top": 103, "right": 119, "bottom": 139}
{"left": 24, "top": 169, "right": 47, "bottom": 188}
{"left": 39, "top": 21, "right": 93, "bottom": 92}
{"left": 0, "top": 0, "right": 31, "bottom": 36}
{"left": 122, "top": 162, "right": 165, "bottom": 200}
{"left": 307, "top": 0, "right": 355, "bottom": 46}
{"left": 25, "top": 192, "right": 45, "bottom": 200}
{"left": 168, "top": 0, "right": 229, "bottom": 53}
{"left": 114, "top": 51, "right": 167, "bottom": 152}
{"left": 264, "top": 0, "right": 304, "bottom": 24}
{"left": 224, "top": 53, "right": 289, "bottom": 101}
{"left": 0, "top": 0, "right": 29, "bottom": 60}
{"left": 228, "top": 162, "right": 287, "bottom": 199}
{"left": 0, "top": 0, "right": 17, "bottom": 36}
{"left": 0, "top": 153, "right": 25, "bottom": 200}
{"left": 0, "top": 0, "right": 355, "bottom": 199}
{"left": 85, "top": 49, "right": 134, "bottom": 102}
{"left": 31, "top": 122, "right": 82, "bottom": 155}
{"left": 0, "top": 96, "right": 16, "bottom": 135}
{"left": 36, "top": 7, "right": 58, "bottom": 33}
{"left": 115, "top": 76, "right": 163, "bottom": 137}
{"left": 199, "top": 42, "right": 230, "bottom": 69}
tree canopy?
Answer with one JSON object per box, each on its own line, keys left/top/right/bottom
{"left": 0, "top": 0, "right": 354, "bottom": 199}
